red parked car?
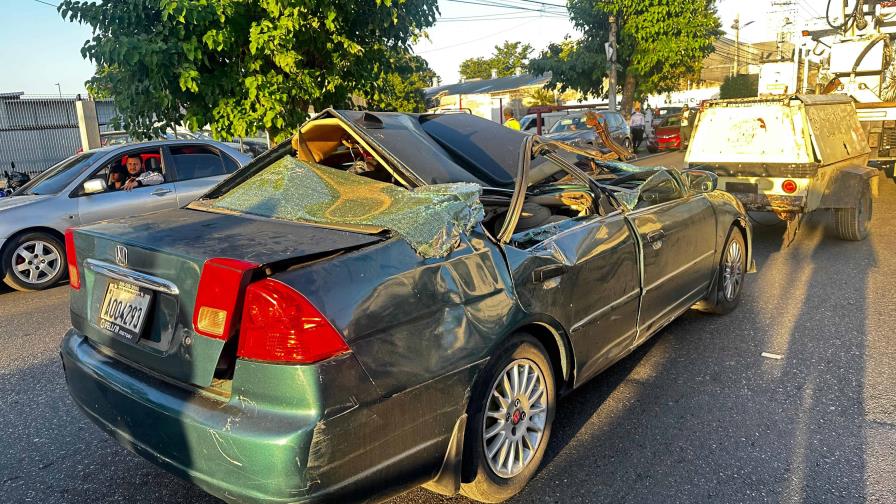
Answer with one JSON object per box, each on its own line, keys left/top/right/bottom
{"left": 647, "top": 116, "right": 682, "bottom": 153}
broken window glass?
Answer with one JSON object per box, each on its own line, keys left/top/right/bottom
{"left": 212, "top": 156, "right": 485, "bottom": 258}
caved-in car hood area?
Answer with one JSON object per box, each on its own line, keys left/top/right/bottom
{"left": 83, "top": 208, "right": 387, "bottom": 265}
{"left": 210, "top": 156, "right": 484, "bottom": 258}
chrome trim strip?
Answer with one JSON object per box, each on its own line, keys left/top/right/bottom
{"left": 84, "top": 258, "right": 180, "bottom": 295}
{"left": 571, "top": 289, "right": 640, "bottom": 333}
{"left": 643, "top": 249, "right": 714, "bottom": 293}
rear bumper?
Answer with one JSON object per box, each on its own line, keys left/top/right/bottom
{"left": 61, "top": 329, "right": 467, "bottom": 503}
{"left": 61, "top": 329, "right": 323, "bottom": 503}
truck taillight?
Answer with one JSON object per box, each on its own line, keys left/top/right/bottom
{"left": 782, "top": 179, "right": 798, "bottom": 194}
{"left": 193, "top": 258, "right": 258, "bottom": 340}
{"left": 237, "top": 278, "right": 349, "bottom": 364}
{"left": 64, "top": 228, "right": 79, "bottom": 290}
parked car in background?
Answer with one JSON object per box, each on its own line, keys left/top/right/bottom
{"left": 62, "top": 110, "right": 752, "bottom": 504}
{"left": 0, "top": 140, "right": 250, "bottom": 291}
{"left": 194, "top": 130, "right": 269, "bottom": 158}
{"left": 652, "top": 106, "right": 683, "bottom": 128}
{"left": 544, "top": 110, "right": 632, "bottom": 150}
{"left": 519, "top": 110, "right": 580, "bottom": 133}
{"left": 647, "top": 115, "right": 683, "bottom": 153}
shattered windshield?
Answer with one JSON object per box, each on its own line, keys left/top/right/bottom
{"left": 211, "top": 156, "right": 484, "bottom": 258}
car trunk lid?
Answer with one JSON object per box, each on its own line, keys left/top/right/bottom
{"left": 68, "top": 207, "right": 385, "bottom": 388}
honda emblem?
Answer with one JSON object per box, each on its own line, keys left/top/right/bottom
{"left": 115, "top": 245, "right": 128, "bottom": 267}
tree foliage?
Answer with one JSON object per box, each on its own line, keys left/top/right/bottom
{"left": 720, "top": 73, "right": 759, "bottom": 99}
{"left": 59, "top": 0, "right": 439, "bottom": 140}
{"left": 459, "top": 41, "right": 533, "bottom": 80}
{"left": 366, "top": 53, "right": 437, "bottom": 113}
{"left": 529, "top": 0, "right": 721, "bottom": 116}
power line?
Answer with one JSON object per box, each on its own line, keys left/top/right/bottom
{"left": 439, "top": 11, "right": 567, "bottom": 21}
{"left": 31, "top": 0, "right": 58, "bottom": 7}
{"left": 417, "top": 18, "right": 540, "bottom": 54}
{"left": 445, "top": 0, "right": 566, "bottom": 14}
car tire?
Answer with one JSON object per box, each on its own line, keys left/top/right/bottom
{"left": 833, "top": 183, "right": 872, "bottom": 241}
{"left": 622, "top": 137, "right": 633, "bottom": 151}
{"left": 647, "top": 145, "right": 659, "bottom": 154}
{"left": 702, "top": 227, "right": 746, "bottom": 315}
{"left": 460, "top": 334, "right": 556, "bottom": 503}
{"left": 1, "top": 231, "right": 67, "bottom": 291}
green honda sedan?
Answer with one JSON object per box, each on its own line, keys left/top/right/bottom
{"left": 62, "top": 110, "right": 751, "bottom": 503}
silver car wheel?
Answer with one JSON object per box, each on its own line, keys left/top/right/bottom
{"left": 721, "top": 239, "right": 743, "bottom": 302}
{"left": 12, "top": 240, "right": 62, "bottom": 285}
{"left": 483, "top": 358, "right": 548, "bottom": 479}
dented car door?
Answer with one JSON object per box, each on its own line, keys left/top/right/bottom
{"left": 502, "top": 211, "right": 640, "bottom": 385}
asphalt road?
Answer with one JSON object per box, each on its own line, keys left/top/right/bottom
{"left": 2, "top": 151, "right": 894, "bottom": 503}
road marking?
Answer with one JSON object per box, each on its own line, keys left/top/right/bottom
{"left": 761, "top": 352, "right": 784, "bottom": 360}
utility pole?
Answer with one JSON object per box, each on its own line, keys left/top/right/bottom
{"left": 55, "top": 83, "right": 62, "bottom": 98}
{"left": 732, "top": 15, "right": 740, "bottom": 76}
{"left": 608, "top": 15, "right": 618, "bottom": 112}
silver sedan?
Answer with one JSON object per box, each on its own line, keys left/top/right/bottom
{"left": 0, "top": 140, "right": 251, "bottom": 291}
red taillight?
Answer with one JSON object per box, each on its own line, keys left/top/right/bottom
{"left": 64, "top": 228, "right": 80, "bottom": 290}
{"left": 193, "top": 258, "right": 258, "bottom": 340}
{"left": 781, "top": 179, "right": 798, "bottom": 194}
{"left": 237, "top": 278, "right": 349, "bottom": 364}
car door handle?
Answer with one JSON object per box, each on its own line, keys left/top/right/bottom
{"left": 533, "top": 264, "right": 568, "bottom": 283}
{"left": 646, "top": 230, "right": 666, "bottom": 243}
{"left": 151, "top": 188, "right": 172, "bottom": 197}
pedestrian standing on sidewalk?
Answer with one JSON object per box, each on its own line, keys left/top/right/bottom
{"left": 679, "top": 104, "right": 692, "bottom": 148}
{"left": 503, "top": 108, "right": 521, "bottom": 130}
{"left": 644, "top": 104, "right": 654, "bottom": 137}
{"left": 629, "top": 105, "right": 646, "bottom": 152}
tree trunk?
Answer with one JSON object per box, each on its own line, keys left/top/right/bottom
{"left": 620, "top": 71, "right": 636, "bottom": 120}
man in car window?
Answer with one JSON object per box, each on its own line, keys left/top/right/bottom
{"left": 123, "top": 155, "right": 164, "bottom": 191}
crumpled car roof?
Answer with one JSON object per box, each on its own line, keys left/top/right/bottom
{"left": 328, "top": 110, "right": 525, "bottom": 189}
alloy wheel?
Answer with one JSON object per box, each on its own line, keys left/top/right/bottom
{"left": 11, "top": 240, "right": 62, "bottom": 285}
{"left": 483, "top": 358, "right": 548, "bottom": 479}
{"left": 721, "top": 239, "right": 743, "bottom": 302}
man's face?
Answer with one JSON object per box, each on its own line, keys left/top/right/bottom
{"left": 126, "top": 157, "right": 142, "bottom": 175}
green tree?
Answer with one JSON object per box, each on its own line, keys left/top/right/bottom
{"left": 529, "top": 1, "right": 721, "bottom": 118}
{"left": 59, "top": 0, "right": 439, "bottom": 140}
{"left": 719, "top": 74, "right": 759, "bottom": 99}
{"left": 459, "top": 41, "right": 533, "bottom": 80}
{"left": 367, "top": 53, "right": 438, "bottom": 112}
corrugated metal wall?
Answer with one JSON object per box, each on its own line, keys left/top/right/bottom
{"left": 0, "top": 95, "right": 117, "bottom": 176}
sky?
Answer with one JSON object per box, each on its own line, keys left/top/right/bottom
{"left": 0, "top": 0, "right": 833, "bottom": 95}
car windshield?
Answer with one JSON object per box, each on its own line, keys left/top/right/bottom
{"left": 549, "top": 115, "right": 588, "bottom": 133}
{"left": 662, "top": 116, "right": 682, "bottom": 127}
{"left": 16, "top": 152, "right": 97, "bottom": 195}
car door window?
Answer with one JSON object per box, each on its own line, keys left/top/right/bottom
{"left": 75, "top": 148, "right": 166, "bottom": 196}
{"left": 169, "top": 145, "right": 227, "bottom": 181}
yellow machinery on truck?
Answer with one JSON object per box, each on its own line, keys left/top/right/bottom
{"left": 685, "top": 94, "right": 879, "bottom": 242}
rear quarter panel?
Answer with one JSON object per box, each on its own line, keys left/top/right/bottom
{"left": 272, "top": 228, "right": 523, "bottom": 398}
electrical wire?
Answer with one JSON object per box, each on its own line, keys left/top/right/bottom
{"left": 417, "top": 18, "right": 540, "bottom": 54}
{"left": 31, "top": 0, "right": 58, "bottom": 7}
{"left": 445, "top": 0, "right": 566, "bottom": 14}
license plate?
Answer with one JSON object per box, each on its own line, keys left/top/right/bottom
{"left": 99, "top": 280, "right": 152, "bottom": 341}
{"left": 726, "top": 182, "right": 759, "bottom": 194}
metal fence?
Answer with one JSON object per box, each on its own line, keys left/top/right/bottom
{"left": 0, "top": 94, "right": 117, "bottom": 176}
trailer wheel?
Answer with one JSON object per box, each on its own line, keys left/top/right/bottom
{"left": 833, "top": 182, "right": 872, "bottom": 241}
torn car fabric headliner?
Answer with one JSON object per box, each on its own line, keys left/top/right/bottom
{"left": 212, "top": 156, "right": 485, "bottom": 258}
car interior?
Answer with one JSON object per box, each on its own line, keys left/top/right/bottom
{"left": 283, "top": 117, "right": 680, "bottom": 249}
{"left": 75, "top": 148, "right": 166, "bottom": 195}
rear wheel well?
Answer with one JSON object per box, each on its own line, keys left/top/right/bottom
{"left": 731, "top": 219, "right": 748, "bottom": 261}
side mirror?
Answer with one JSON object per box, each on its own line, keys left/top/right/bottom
{"left": 82, "top": 178, "right": 108, "bottom": 195}
{"left": 682, "top": 169, "right": 717, "bottom": 193}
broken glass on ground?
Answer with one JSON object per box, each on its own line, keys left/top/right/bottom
{"left": 212, "top": 156, "right": 485, "bottom": 258}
